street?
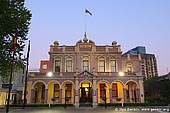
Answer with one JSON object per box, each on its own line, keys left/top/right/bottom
{"left": 0, "top": 107, "right": 169, "bottom": 113}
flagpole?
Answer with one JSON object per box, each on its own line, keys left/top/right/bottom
{"left": 84, "top": 9, "right": 92, "bottom": 38}
{"left": 6, "top": 34, "right": 17, "bottom": 113}
{"left": 84, "top": 9, "right": 86, "bottom": 34}
{"left": 23, "top": 40, "right": 30, "bottom": 109}
{"left": 6, "top": 52, "right": 14, "bottom": 113}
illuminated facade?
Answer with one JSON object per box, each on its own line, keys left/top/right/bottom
{"left": 27, "top": 35, "right": 145, "bottom": 107}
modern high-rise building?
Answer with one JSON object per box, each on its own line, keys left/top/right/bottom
{"left": 140, "top": 54, "right": 158, "bottom": 79}
{"left": 124, "top": 46, "right": 158, "bottom": 79}
{"left": 26, "top": 35, "right": 145, "bottom": 107}
{"left": 123, "top": 46, "right": 146, "bottom": 55}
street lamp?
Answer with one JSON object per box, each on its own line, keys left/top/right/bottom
{"left": 64, "top": 86, "right": 67, "bottom": 109}
{"left": 104, "top": 85, "right": 107, "bottom": 108}
{"left": 83, "top": 70, "right": 88, "bottom": 76}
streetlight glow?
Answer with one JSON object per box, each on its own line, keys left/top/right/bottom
{"left": 119, "top": 71, "right": 125, "bottom": 76}
{"left": 47, "top": 72, "right": 53, "bottom": 77}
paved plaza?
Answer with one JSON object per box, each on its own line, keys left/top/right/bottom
{"left": 0, "top": 107, "right": 170, "bottom": 113}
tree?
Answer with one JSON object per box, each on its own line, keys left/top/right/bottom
{"left": 144, "top": 77, "right": 170, "bottom": 104}
{"left": 0, "top": 0, "right": 32, "bottom": 82}
{"left": 144, "top": 77, "right": 160, "bottom": 97}
{"left": 159, "top": 79, "right": 170, "bottom": 103}
{"left": 51, "top": 97, "right": 56, "bottom": 104}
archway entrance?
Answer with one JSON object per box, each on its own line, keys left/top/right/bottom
{"left": 62, "top": 81, "right": 74, "bottom": 104}
{"left": 126, "top": 81, "right": 139, "bottom": 103}
{"left": 79, "top": 82, "right": 92, "bottom": 104}
{"left": 97, "top": 81, "right": 110, "bottom": 104}
{"left": 33, "top": 82, "right": 45, "bottom": 103}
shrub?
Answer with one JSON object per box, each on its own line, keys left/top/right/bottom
{"left": 116, "top": 97, "right": 121, "bottom": 101}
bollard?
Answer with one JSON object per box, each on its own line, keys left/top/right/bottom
{"left": 122, "top": 102, "right": 123, "bottom": 107}
{"left": 49, "top": 103, "right": 50, "bottom": 108}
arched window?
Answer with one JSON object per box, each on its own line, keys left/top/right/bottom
{"left": 126, "top": 62, "right": 133, "bottom": 72}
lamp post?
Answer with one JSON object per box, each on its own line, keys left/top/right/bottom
{"left": 6, "top": 52, "right": 14, "bottom": 113}
{"left": 64, "top": 86, "right": 67, "bottom": 109}
{"left": 47, "top": 72, "right": 52, "bottom": 107}
{"left": 104, "top": 86, "right": 107, "bottom": 108}
{"left": 23, "top": 63, "right": 28, "bottom": 109}
{"left": 23, "top": 40, "right": 30, "bottom": 109}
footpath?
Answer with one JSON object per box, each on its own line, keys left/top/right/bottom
{"left": 0, "top": 106, "right": 170, "bottom": 113}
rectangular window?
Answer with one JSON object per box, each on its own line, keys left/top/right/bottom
{"left": 110, "top": 60, "right": 116, "bottom": 72}
{"left": 83, "top": 60, "right": 89, "bottom": 71}
{"left": 99, "top": 60, "right": 105, "bottom": 72}
{"left": 66, "top": 60, "right": 72, "bottom": 72}
{"left": 112, "top": 83, "right": 118, "bottom": 97}
{"left": 55, "top": 60, "right": 61, "bottom": 72}
{"left": 53, "top": 84, "right": 59, "bottom": 97}
{"left": 65, "top": 84, "right": 72, "bottom": 97}
{"left": 100, "top": 83, "right": 106, "bottom": 97}
{"left": 42, "top": 64, "right": 47, "bottom": 69}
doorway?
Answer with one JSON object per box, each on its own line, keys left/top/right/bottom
{"left": 79, "top": 82, "right": 92, "bottom": 104}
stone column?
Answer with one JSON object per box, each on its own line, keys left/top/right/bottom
{"left": 73, "top": 87, "right": 75, "bottom": 103}
{"left": 139, "top": 78, "right": 144, "bottom": 103}
{"left": 123, "top": 88, "right": 127, "bottom": 103}
{"left": 136, "top": 88, "right": 140, "bottom": 102}
{"left": 96, "top": 89, "right": 98, "bottom": 104}
{"left": 27, "top": 81, "right": 32, "bottom": 104}
{"left": 74, "top": 77, "right": 79, "bottom": 107}
{"left": 109, "top": 88, "right": 112, "bottom": 103}
{"left": 44, "top": 89, "right": 48, "bottom": 103}
{"left": 30, "top": 89, "right": 35, "bottom": 103}
{"left": 59, "top": 89, "right": 62, "bottom": 103}
{"left": 92, "top": 76, "right": 97, "bottom": 107}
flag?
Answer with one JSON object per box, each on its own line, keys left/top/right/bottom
{"left": 27, "top": 40, "right": 30, "bottom": 59}
{"left": 12, "top": 35, "right": 18, "bottom": 51}
{"left": 85, "top": 9, "right": 92, "bottom": 16}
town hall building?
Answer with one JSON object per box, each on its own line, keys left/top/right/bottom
{"left": 26, "top": 34, "right": 145, "bottom": 107}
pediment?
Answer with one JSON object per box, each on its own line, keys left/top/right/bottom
{"left": 76, "top": 70, "right": 95, "bottom": 77}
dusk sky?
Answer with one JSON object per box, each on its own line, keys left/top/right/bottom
{"left": 25, "top": 0, "right": 170, "bottom": 75}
